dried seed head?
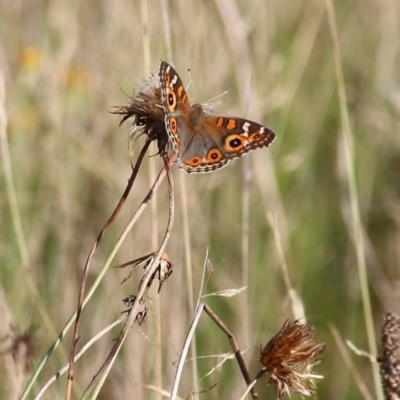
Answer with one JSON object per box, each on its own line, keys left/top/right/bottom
{"left": 122, "top": 295, "right": 137, "bottom": 308}
{"left": 140, "top": 252, "right": 173, "bottom": 293}
{"left": 122, "top": 295, "right": 148, "bottom": 326}
{"left": 154, "top": 253, "right": 173, "bottom": 293}
{"left": 259, "top": 319, "right": 326, "bottom": 399}
{"left": 112, "top": 72, "right": 168, "bottom": 155}
{"left": 0, "top": 326, "right": 36, "bottom": 372}
{"left": 135, "top": 298, "right": 148, "bottom": 326}
{"left": 117, "top": 252, "right": 173, "bottom": 293}
{"left": 379, "top": 312, "right": 400, "bottom": 399}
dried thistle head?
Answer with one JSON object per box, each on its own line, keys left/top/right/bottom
{"left": 258, "top": 319, "right": 326, "bottom": 399}
{"left": 112, "top": 72, "right": 168, "bottom": 155}
{"left": 0, "top": 325, "right": 36, "bottom": 372}
{"left": 378, "top": 312, "right": 400, "bottom": 399}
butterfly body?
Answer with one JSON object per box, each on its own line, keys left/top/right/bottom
{"left": 159, "top": 61, "right": 275, "bottom": 173}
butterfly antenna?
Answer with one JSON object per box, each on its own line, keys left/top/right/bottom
{"left": 202, "top": 88, "right": 231, "bottom": 112}
{"left": 186, "top": 67, "right": 197, "bottom": 99}
{"left": 186, "top": 66, "right": 230, "bottom": 108}
{"left": 204, "top": 88, "right": 230, "bottom": 104}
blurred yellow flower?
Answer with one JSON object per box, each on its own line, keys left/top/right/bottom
{"left": 63, "top": 66, "right": 91, "bottom": 91}
{"left": 19, "top": 46, "right": 44, "bottom": 71}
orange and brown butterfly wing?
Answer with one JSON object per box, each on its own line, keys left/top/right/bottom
{"left": 159, "top": 61, "right": 191, "bottom": 156}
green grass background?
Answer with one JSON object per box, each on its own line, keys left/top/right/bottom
{"left": 1, "top": 0, "right": 399, "bottom": 399}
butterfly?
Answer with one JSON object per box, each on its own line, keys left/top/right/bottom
{"left": 158, "top": 61, "right": 276, "bottom": 173}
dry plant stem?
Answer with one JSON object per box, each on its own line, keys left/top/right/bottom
{"left": 3, "top": 72, "right": 74, "bottom": 400}
{"left": 214, "top": 0, "right": 253, "bottom": 348}
{"left": 250, "top": 369, "right": 268, "bottom": 392}
{"left": 241, "top": 157, "right": 250, "bottom": 347}
{"left": 145, "top": 385, "right": 185, "bottom": 400}
{"left": 65, "top": 139, "right": 152, "bottom": 400}
{"left": 159, "top": 0, "right": 173, "bottom": 62}
{"left": 203, "top": 305, "right": 258, "bottom": 400}
{"left": 170, "top": 303, "right": 203, "bottom": 400}
{"left": 81, "top": 153, "right": 175, "bottom": 399}
{"left": 139, "top": 0, "right": 161, "bottom": 387}
{"left": 329, "top": 323, "right": 373, "bottom": 400}
{"left": 20, "top": 142, "right": 155, "bottom": 400}
{"left": 239, "top": 380, "right": 258, "bottom": 400}
{"left": 214, "top": 0, "right": 252, "bottom": 94}
{"left": 140, "top": 0, "right": 150, "bottom": 71}
{"left": 268, "top": 212, "right": 304, "bottom": 320}
{"left": 275, "top": 2, "right": 324, "bottom": 141}
{"left": 178, "top": 173, "right": 199, "bottom": 393}
{"left": 0, "top": 75, "right": 29, "bottom": 267}
{"left": 325, "top": 1, "right": 382, "bottom": 399}
{"left": 34, "top": 315, "right": 127, "bottom": 400}
{"left": 170, "top": 303, "right": 258, "bottom": 400}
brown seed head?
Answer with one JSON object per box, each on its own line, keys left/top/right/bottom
{"left": 112, "top": 72, "right": 168, "bottom": 154}
{"left": 379, "top": 312, "right": 400, "bottom": 399}
{"left": 258, "top": 319, "right": 326, "bottom": 399}
{"left": 0, "top": 326, "right": 36, "bottom": 372}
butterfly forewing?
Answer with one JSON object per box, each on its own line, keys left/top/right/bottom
{"left": 159, "top": 61, "right": 191, "bottom": 155}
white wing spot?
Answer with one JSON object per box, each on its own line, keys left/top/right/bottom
{"left": 243, "top": 122, "right": 251, "bottom": 133}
